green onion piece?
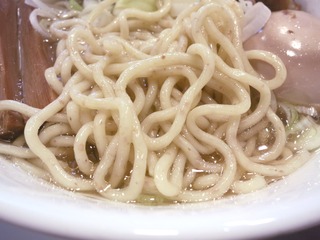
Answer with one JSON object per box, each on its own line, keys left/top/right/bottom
{"left": 114, "top": 0, "right": 157, "bottom": 12}
{"left": 288, "top": 116, "right": 320, "bottom": 151}
{"left": 69, "top": 0, "right": 83, "bottom": 11}
{"left": 278, "top": 102, "right": 320, "bottom": 151}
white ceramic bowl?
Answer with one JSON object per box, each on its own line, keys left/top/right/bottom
{"left": 1, "top": 151, "right": 320, "bottom": 240}
{"left": 1, "top": 1, "right": 320, "bottom": 239}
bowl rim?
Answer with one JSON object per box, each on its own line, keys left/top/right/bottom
{"left": 1, "top": 151, "right": 320, "bottom": 240}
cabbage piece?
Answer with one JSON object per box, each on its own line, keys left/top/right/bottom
{"left": 114, "top": 0, "right": 157, "bottom": 12}
{"left": 170, "top": 0, "right": 198, "bottom": 17}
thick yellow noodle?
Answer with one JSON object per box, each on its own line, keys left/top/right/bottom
{"left": 0, "top": 0, "right": 311, "bottom": 203}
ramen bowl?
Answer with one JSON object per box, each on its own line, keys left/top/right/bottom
{"left": 1, "top": 1, "right": 320, "bottom": 239}
{"left": 1, "top": 151, "right": 320, "bottom": 240}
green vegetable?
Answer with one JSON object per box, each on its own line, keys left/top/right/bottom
{"left": 287, "top": 115, "right": 320, "bottom": 151}
{"left": 69, "top": 0, "right": 83, "bottom": 11}
{"left": 114, "top": 0, "right": 157, "bottom": 12}
{"left": 135, "top": 194, "right": 171, "bottom": 205}
{"left": 280, "top": 102, "right": 320, "bottom": 151}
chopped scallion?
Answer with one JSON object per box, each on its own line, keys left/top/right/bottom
{"left": 70, "top": 0, "right": 83, "bottom": 11}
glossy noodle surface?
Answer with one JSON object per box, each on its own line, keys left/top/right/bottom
{"left": 0, "top": 0, "right": 316, "bottom": 204}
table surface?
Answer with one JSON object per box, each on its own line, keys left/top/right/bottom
{"left": 1, "top": 219, "right": 320, "bottom": 240}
